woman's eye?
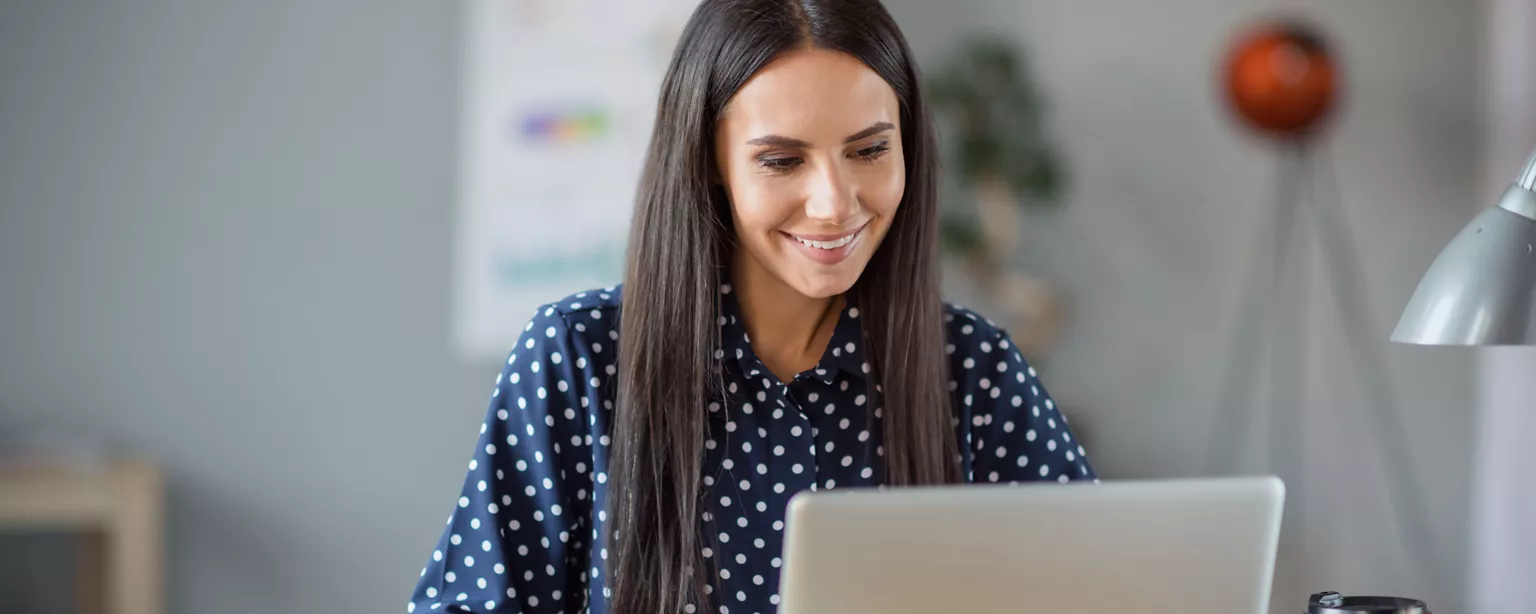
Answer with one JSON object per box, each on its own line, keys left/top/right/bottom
{"left": 855, "top": 143, "right": 891, "bottom": 160}
{"left": 757, "top": 157, "right": 802, "bottom": 171}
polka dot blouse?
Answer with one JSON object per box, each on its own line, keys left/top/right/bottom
{"left": 407, "top": 283, "right": 1096, "bottom": 613}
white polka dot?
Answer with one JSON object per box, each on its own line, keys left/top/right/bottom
{"left": 1039, "top": 464, "right": 1051, "bottom": 477}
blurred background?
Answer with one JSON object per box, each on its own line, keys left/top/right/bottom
{"left": 1, "top": 0, "right": 1532, "bottom": 613}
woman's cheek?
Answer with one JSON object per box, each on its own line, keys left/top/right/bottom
{"left": 735, "top": 182, "right": 796, "bottom": 235}
{"left": 863, "top": 162, "right": 906, "bottom": 214}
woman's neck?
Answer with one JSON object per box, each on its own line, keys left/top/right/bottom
{"left": 731, "top": 251, "right": 844, "bottom": 383}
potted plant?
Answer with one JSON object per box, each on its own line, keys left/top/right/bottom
{"left": 928, "top": 35, "right": 1070, "bottom": 362}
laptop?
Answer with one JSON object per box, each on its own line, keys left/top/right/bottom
{"left": 778, "top": 476, "right": 1285, "bottom": 614}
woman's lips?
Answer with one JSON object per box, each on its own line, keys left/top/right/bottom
{"left": 781, "top": 222, "right": 868, "bottom": 265}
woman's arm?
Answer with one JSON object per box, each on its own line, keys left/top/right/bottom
{"left": 959, "top": 327, "right": 1096, "bottom": 484}
{"left": 407, "top": 305, "right": 597, "bottom": 614}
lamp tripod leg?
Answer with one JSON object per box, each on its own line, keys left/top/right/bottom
{"left": 1206, "top": 145, "right": 1305, "bottom": 476}
{"left": 1310, "top": 149, "right": 1452, "bottom": 602}
{"left": 1271, "top": 143, "right": 1312, "bottom": 559}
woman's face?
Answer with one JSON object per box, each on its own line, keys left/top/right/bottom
{"left": 715, "top": 47, "right": 905, "bottom": 300}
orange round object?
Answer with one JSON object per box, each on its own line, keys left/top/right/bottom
{"left": 1222, "top": 22, "right": 1339, "bottom": 139}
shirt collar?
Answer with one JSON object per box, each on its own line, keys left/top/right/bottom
{"left": 717, "top": 283, "right": 867, "bottom": 385}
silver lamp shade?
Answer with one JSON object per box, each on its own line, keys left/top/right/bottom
{"left": 1392, "top": 148, "right": 1536, "bottom": 345}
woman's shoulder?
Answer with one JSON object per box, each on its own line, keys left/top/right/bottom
{"left": 940, "top": 302, "right": 1009, "bottom": 347}
{"left": 522, "top": 285, "right": 625, "bottom": 330}
{"left": 542, "top": 285, "right": 624, "bottom": 316}
{"left": 939, "top": 301, "right": 1036, "bottom": 373}
{"left": 507, "top": 286, "right": 625, "bottom": 361}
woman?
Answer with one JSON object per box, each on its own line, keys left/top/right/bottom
{"left": 408, "top": 0, "right": 1094, "bottom": 612}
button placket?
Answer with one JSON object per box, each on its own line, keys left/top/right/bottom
{"left": 778, "top": 379, "right": 819, "bottom": 493}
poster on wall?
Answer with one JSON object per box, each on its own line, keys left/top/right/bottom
{"left": 454, "top": 0, "right": 699, "bottom": 358}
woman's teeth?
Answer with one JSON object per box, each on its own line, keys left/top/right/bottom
{"left": 793, "top": 231, "right": 858, "bottom": 250}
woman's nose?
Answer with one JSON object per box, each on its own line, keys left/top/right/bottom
{"left": 803, "top": 161, "right": 859, "bottom": 225}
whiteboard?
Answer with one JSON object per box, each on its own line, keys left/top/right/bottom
{"left": 453, "top": 0, "right": 700, "bottom": 358}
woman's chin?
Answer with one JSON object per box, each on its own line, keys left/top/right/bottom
{"left": 781, "top": 266, "right": 864, "bottom": 300}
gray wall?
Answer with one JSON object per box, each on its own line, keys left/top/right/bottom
{"left": 0, "top": 1, "right": 483, "bottom": 612}
{"left": 0, "top": 1, "right": 1482, "bottom": 613}
{"left": 886, "top": 0, "right": 1481, "bottom": 611}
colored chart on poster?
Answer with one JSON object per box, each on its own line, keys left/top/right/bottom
{"left": 454, "top": 0, "right": 698, "bottom": 358}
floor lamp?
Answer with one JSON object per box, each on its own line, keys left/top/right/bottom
{"left": 1203, "top": 19, "right": 1452, "bottom": 604}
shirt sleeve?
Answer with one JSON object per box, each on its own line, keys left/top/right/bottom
{"left": 407, "top": 305, "right": 597, "bottom": 614}
{"left": 964, "top": 329, "right": 1097, "bottom": 484}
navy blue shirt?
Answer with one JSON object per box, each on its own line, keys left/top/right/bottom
{"left": 407, "top": 283, "right": 1095, "bottom": 614}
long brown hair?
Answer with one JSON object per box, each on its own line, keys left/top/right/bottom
{"left": 608, "top": 0, "right": 957, "bottom": 611}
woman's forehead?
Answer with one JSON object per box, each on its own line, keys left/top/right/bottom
{"left": 720, "top": 48, "right": 900, "bottom": 143}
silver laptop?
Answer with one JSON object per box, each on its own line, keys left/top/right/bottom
{"left": 779, "top": 476, "right": 1284, "bottom": 614}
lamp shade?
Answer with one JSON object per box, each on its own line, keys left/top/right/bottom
{"left": 1392, "top": 148, "right": 1536, "bottom": 345}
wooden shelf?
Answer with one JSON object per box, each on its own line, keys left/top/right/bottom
{"left": 0, "top": 461, "right": 164, "bottom": 614}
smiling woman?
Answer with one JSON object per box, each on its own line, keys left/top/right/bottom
{"left": 406, "top": 1, "right": 1095, "bottom": 613}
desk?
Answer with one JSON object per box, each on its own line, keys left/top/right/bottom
{"left": 0, "top": 462, "right": 164, "bottom": 614}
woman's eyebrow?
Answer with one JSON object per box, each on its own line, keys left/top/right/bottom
{"left": 842, "top": 121, "right": 895, "bottom": 143}
{"left": 745, "top": 121, "right": 896, "bottom": 147}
